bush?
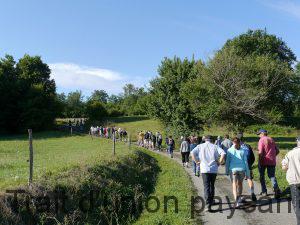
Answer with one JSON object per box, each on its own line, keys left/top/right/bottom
{"left": 85, "top": 101, "right": 108, "bottom": 121}
{"left": 245, "top": 124, "right": 295, "bottom": 135}
{"left": 0, "top": 151, "right": 159, "bottom": 225}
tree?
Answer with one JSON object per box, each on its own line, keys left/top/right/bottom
{"left": 85, "top": 101, "right": 108, "bottom": 121}
{"left": 183, "top": 48, "right": 294, "bottom": 130}
{"left": 0, "top": 54, "right": 60, "bottom": 133}
{"left": 223, "top": 29, "right": 296, "bottom": 66}
{"left": 89, "top": 90, "right": 109, "bottom": 103}
{"left": 65, "top": 91, "right": 85, "bottom": 118}
{"left": 148, "top": 57, "right": 203, "bottom": 135}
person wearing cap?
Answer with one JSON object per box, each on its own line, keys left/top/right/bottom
{"left": 193, "top": 135, "right": 226, "bottom": 212}
{"left": 257, "top": 129, "right": 281, "bottom": 199}
{"left": 281, "top": 137, "right": 300, "bottom": 225}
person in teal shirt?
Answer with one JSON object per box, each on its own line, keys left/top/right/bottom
{"left": 226, "top": 137, "right": 250, "bottom": 208}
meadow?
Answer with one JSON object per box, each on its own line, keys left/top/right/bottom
{"left": 0, "top": 119, "right": 195, "bottom": 224}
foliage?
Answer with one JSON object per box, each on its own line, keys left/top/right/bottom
{"left": 0, "top": 54, "right": 59, "bottom": 133}
{"left": 244, "top": 124, "right": 295, "bottom": 135}
{"left": 89, "top": 89, "right": 109, "bottom": 103}
{"left": 151, "top": 29, "right": 299, "bottom": 132}
{"left": 148, "top": 57, "right": 203, "bottom": 135}
{"left": 223, "top": 29, "right": 296, "bottom": 66}
{"left": 85, "top": 100, "right": 108, "bottom": 121}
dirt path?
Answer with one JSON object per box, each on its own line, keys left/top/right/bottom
{"left": 150, "top": 149, "right": 297, "bottom": 225}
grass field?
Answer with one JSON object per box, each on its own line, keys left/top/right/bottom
{"left": 0, "top": 119, "right": 195, "bottom": 224}
{"left": 0, "top": 131, "right": 131, "bottom": 191}
{"left": 104, "top": 116, "right": 165, "bottom": 141}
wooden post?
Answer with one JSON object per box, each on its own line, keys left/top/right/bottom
{"left": 28, "top": 129, "right": 33, "bottom": 186}
{"left": 113, "top": 131, "right": 116, "bottom": 155}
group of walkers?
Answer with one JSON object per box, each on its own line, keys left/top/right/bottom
{"left": 140, "top": 129, "right": 300, "bottom": 223}
{"left": 137, "top": 131, "right": 163, "bottom": 150}
{"left": 90, "top": 126, "right": 128, "bottom": 141}
{"left": 189, "top": 130, "right": 282, "bottom": 211}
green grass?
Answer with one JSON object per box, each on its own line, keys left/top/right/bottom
{"left": 133, "top": 148, "right": 196, "bottom": 225}
{"left": 105, "top": 116, "right": 165, "bottom": 141}
{"left": 0, "top": 118, "right": 196, "bottom": 224}
{"left": 0, "top": 131, "right": 131, "bottom": 191}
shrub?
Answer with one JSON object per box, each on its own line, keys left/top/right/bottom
{"left": 245, "top": 124, "right": 295, "bottom": 135}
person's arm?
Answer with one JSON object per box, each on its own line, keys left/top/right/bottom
{"left": 180, "top": 142, "right": 183, "bottom": 152}
{"left": 281, "top": 154, "right": 289, "bottom": 171}
{"left": 217, "top": 146, "right": 226, "bottom": 165}
{"left": 258, "top": 139, "right": 263, "bottom": 165}
{"left": 243, "top": 151, "right": 251, "bottom": 178}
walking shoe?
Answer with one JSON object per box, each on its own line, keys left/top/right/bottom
{"left": 251, "top": 193, "right": 257, "bottom": 202}
{"left": 196, "top": 171, "right": 200, "bottom": 177}
{"left": 260, "top": 191, "right": 268, "bottom": 197}
{"left": 204, "top": 204, "right": 212, "bottom": 212}
{"left": 235, "top": 197, "right": 242, "bottom": 209}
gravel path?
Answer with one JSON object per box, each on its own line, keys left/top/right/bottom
{"left": 150, "top": 149, "right": 297, "bottom": 225}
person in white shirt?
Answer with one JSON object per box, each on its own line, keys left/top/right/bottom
{"left": 282, "top": 137, "right": 300, "bottom": 225}
{"left": 193, "top": 135, "right": 226, "bottom": 212}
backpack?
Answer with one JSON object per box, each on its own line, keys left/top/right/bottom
{"left": 145, "top": 132, "right": 149, "bottom": 139}
{"left": 243, "top": 143, "right": 255, "bottom": 166}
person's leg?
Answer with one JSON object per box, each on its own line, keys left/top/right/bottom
{"left": 181, "top": 152, "right": 185, "bottom": 164}
{"left": 209, "top": 173, "right": 217, "bottom": 203}
{"left": 290, "top": 184, "right": 300, "bottom": 225}
{"left": 266, "top": 166, "right": 279, "bottom": 191}
{"left": 192, "top": 160, "right": 196, "bottom": 175}
{"left": 258, "top": 164, "right": 267, "bottom": 194}
{"left": 231, "top": 174, "right": 238, "bottom": 201}
{"left": 202, "top": 173, "right": 210, "bottom": 205}
{"left": 186, "top": 152, "right": 190, "bottom": 163}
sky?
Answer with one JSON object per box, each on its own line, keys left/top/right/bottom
{"left": 0, "top": 0, "right": 299, "bottom": 96}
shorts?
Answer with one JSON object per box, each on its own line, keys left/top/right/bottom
{"left": 230, "top": 171, "right": 245, "bottom": 182}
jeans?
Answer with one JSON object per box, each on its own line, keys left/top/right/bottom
{"left": 291, "top": 184, "right": 300, "bottom": 225}
{"left": 192, "top": 161, "right": 200, "bottom": 174}
{"left": 181, "top": 152, "right": 190, "bottom": 163}
{"left": 258, "top": 164, "right": 279, "bottom": 193}
{"left": 202, "top": 173, "right": 217, "bottom": 205}
{"left": 168, "top": 147, "right": 174, "bottom": 158}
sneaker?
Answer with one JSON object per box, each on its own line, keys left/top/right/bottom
{"left": 251, "top": 193, "right": 257, "bottom": 202}
{"left": 205, "top": 204, "right": 212, "bottom": 212}
{"left": 182, "top": 163, "right": 185, "bottom": 167}
{"left": 260, "top": 191, "right": 268, "bottom": 197}
{"left": 235, "top": 201, "right": 241, "bottom": 209}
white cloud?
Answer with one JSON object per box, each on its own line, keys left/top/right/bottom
{"left": 261, "top": 0, "right": 300, "bottom": 19}
{"left": 49, "top": 63, "right": 152, "bottom": 95}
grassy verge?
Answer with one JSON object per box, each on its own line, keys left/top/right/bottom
{"left": 133, "top": 148, "right": 196, "bottom": 225}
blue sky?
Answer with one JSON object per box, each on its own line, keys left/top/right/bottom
{"left": 0, "top": 0, "right": 299, "bottom": 96}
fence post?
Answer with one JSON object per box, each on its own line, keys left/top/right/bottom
{"left": 70, "top": 126, "right": 73, "bottom": 135}
{"left": 113, "top": 131, "right": 116, "bottom": 155}
{"left": 28, "top": 129, "right": 33, "bottom": 186}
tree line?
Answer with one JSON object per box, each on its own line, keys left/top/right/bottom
{"left": 147, "top": 29, "right": 300, "bottom": 135}
{"left": 1, "top": 29, "right": 300, "bottom": 134}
